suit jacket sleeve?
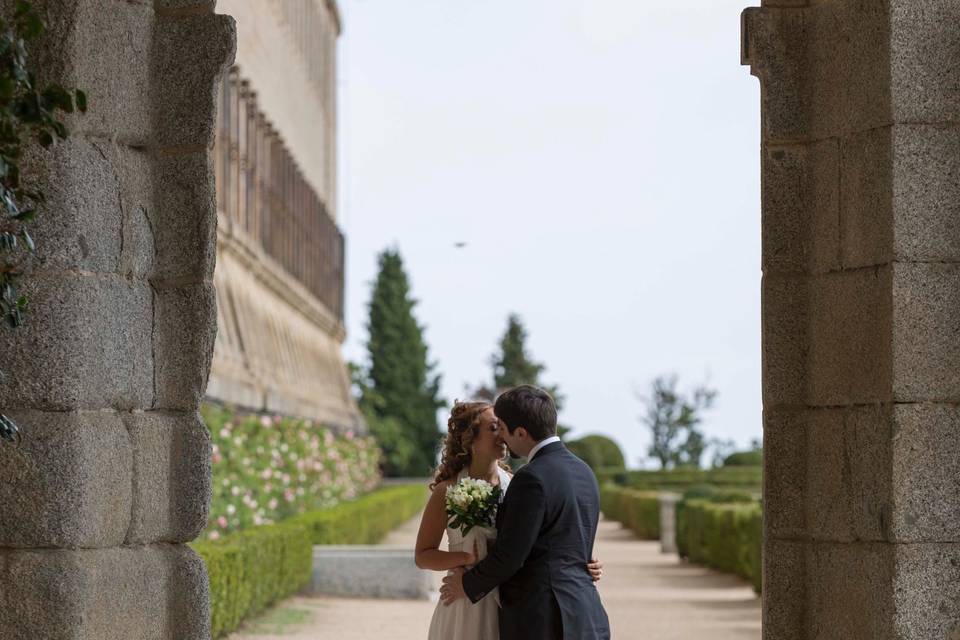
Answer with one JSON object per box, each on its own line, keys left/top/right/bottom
{"left": 462, "top": 470, "right": 545, "bottom": 603}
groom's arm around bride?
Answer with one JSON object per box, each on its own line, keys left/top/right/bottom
{"left": 441, "top": 385, "right": 611, "bottom": 640}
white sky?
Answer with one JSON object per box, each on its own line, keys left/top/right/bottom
{"left": 337, "top": 0, "right": 762, "bottom": 468}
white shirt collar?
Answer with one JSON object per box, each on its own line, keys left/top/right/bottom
{"left": 527, "top": 436, "right": 561, "bottom": 462}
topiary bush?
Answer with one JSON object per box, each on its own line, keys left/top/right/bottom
{"left": 567, "top": 434, "right": 626, "bottom": 471}
{"left": 600, "top": 485, "right": 661, "bottom": 540}
{"left": 722, "top": 449, "right": 763, "bottom": 467}
{"left": 193, "top": 483, "right": 429, "bottom": 638}
{"left": 202, "top": 404, "right": 382, "bottom": 539}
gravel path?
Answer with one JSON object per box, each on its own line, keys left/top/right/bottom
{"left": 229, "top": 515, "right": 761, "bottom": 640}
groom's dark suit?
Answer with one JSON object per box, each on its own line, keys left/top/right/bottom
{"left": 462, "top": 441, "right": 611, "bottom": 640}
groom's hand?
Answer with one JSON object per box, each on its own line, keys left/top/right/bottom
{"left": 440, "top": 567, "right": 467, "bottom": 605}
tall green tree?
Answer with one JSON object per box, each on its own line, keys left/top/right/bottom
{"left": 359, "top": 249, "right": 443, "bottom": 476}
{"left": 638, "top": 375, "right": 716, "bottom": 469}
{"left": 475, "top": 314, "right": 567, "bottom": 437}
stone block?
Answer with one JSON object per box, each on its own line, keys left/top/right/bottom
{"left": 149, "top": 150, "right": 217, "bottom": 283}
{"left": 0, "top": 274, "right": 153, "bottom": 410}
{"left": 155, "top": 0, "right": 216, "bottom": 12}
{"left": 27, "top": 0, "right": 154, "bottom": 144}
{"left": 153, "top": 283, "right": 218, "bottom": 410}
{"left": 890, "top": 403, "right": 960, "bottom": 542}
{"left": 0, "top": 545, "right": 210, "bottom": 640}
{"left": 19, "top": 137, "right": 123, "bottom": 274}
{"left": 124, "top": 411, "right": 211, "bottom": 544}
{"left": 892, "top": 263, "right": 960, "bottom": 402}
{"left": 0, "top": 411, "right": 131, "bottom": 548}
{"left": 804, "top": 406, "right": 892, "bottom": 543}
{"left": 893, "top": 543, "right": 960, "bottom": 639}
{"left": 742, "top": 7, "right": 810, "bottom": 142}
{"left": 806, "top": 267, "right": 892, "bottom": 406}
{"left": 805, "top": 1, "right": 892, "bottom": 139}
{"left": 309, "top": 546, "right": 435, "bottom": 600}
{"left": 762, "top": 539, "right": 805, "bottom": 640}
{"left": 805, "top": 542, "right": 895, "bottom": 640}
{"left": 892, "top": 124, "right": 960, "bottom": 262}
{"left": 890, "top": 0, "right": 960, "bottom": 125}
{"left": 763, "top": 408, "right": 806, "bottom": 539}
{"left": 840, "top": 126, "right": 894, "bottom": 269}
{"left": 152, "top": 13, "right": 236, "bottom": 149}
{"left": 761, "top": 274, "right": 808, "bottom": 408}
{"left": 762, "top": 141, "right": 841, "bottom": 275}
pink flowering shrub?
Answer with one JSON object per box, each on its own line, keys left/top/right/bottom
{"left": 201, "top": 404, "right": 382, "bottom": 539}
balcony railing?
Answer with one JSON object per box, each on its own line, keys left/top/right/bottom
{"left": 214, "top": 67, "right": 344, "bottom": 321}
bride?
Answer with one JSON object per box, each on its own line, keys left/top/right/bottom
{"left": 415, "top": 401, "right": 603, "bottom": 640}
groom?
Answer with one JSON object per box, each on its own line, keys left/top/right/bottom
{"left": 440, "top": 385, "right": 611, "bottom": 640}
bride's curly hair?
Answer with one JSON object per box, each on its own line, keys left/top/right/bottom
{"left": 431, "top": 400, "right": 508, "bottom": 490}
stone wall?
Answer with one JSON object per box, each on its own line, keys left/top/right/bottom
{"left": 0, "top": 1, "right": 235, "bottom": 638}
{"left": 743, "top": 1, "right": 960, "bottom": 638}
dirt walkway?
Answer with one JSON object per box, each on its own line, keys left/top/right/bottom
{"left": 229, "top": 516, "right": 761, "bottom": 639}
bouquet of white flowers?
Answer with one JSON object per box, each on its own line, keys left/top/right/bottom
{"left": 445, "top": 477, "right": 501, "bottom": 536}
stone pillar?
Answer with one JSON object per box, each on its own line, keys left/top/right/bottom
{"left": 0, "top": 1, "right": 234, "bottom": 638}
{"left": 743, "top": 2, "right": 960, "bottom": 638}
{"left": 659, "top": 493, "right": 679, "bottom": 555}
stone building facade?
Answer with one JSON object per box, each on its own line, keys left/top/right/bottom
{"left": 208, "top": 0, "right": 360, "bottom": 429}
{"left": 743, "top": 2, "right": 960, "bottom": 638}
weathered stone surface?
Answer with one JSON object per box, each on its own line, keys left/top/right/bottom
{"left": 152, "top": 13, "right": 236, "bottom": 149}
{"left": 25, "top": 0, "right": 154, "bottom": 144}
{"left": 892, "top": 262, "right": 960, "bottom": 402}
{"left": 123, "top": 411, "right": 211, "bottom": 544}
{"left": 806, "top": 267, "right": 892, "bottom": 406}
{"left": 0, "top": 411, "right": 131, "bottom": 548}
{"left": 763, "top": 408, "right": 806, "bottom": 539}
{"left": 890, "top": 0, "right": 960, "bottom": 125}
{"left": 153, "top": 283, "right": 218, "bottom": 410}
{"left": 890, "top": 404, "right": 960, "bottom": 542}
{"left": 0, "top": 545, "right": 210, "bottom": 640}
{"left": 761, "top": 539, "right": 805, "bottom": 640}
{"left": 19, "top": 138, "right": 123, "bottom": 274}
{"left": 149, "top": 150, "right": 217, "bottom": 283}
{"left": 840, "top": 126, "right": 893, "bottom": 269}
{"left": 805, "top": 543, "right": 895, "bottom": 640}
{"left": 892, "top": 124, "right": 960, "bottom": 262}
{"left": 762, "top": 140, "right": 840, "bottom": 275}
{"left": 893, "top": 543, "right": 960, "bottom": 639}
{"left": 804, "top": 406, "right": 892, "bottom": 543}
{"left": 155, "top": 0, "right": 216, "bottom": 12}
{"left": 761, "top": 274, "right": 808, "bottom": 407}
{"left": 0, "top": 274, "right": 153, "bottom": 410}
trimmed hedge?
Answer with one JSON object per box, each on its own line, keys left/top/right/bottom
{"left": 193, "top": 483, "right": 429, "bottom": 638}
{"left": 595, "top": 466, "right": 762, "bottom": 492}
{"left": 288, "top": 483, "right": 429, "bottom": 544}
{"left": 676, "top": 499, "right": 762, "bottom": 593}
{"left": 600, "top": 485, "right": 661, "bottom": 540}
{"left": 566, "top": 435, "right": 626, "bottom": 471}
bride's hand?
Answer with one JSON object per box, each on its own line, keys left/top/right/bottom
{"left": 587, "top": 556, "right": 604, "bottom": 583}
{"left": 461, "top": 540, "right": 480, "bottom": 567}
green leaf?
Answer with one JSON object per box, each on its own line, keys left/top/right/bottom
{"left": 75, "top": 89, "right": 87, "bottom": 113}
{"left": 37, "top": 130, "right": 52, "bottom": 148}
{"left": 12, "top": 207, "right": 34, "bottom": 222}
{"left": 20, "top": 228, "right": 33, "bottom": 251}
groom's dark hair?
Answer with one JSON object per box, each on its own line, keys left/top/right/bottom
{"left": 495, "top": 385, "right": 557, "bottom": 441}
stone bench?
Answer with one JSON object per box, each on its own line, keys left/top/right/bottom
{"left": 307, "top": 545, "right": 437, "bottom": 600}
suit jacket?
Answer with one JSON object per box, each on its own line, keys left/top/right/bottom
{"left": 462, "top": 441, "right": 611, "bottom": 640}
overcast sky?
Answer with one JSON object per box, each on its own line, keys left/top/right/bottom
{"left": 337, "top": 0, "right": 762, "bottom": 468}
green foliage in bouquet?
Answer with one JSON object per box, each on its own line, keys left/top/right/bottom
{"left": 202, "top": 404, "right": 382, "bottom": 539}
{"left": 445, "top": 477, "right": 501, "bottom": 536}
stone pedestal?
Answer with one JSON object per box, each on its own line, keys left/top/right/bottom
{"left": 659, "top": 493, "right": 679, "bottom": 555}
{"left": 743, "top": 2, "right": 960, "bottom": 638}
{"left": 0, "top": 2, "right": 235, "bottom": 638}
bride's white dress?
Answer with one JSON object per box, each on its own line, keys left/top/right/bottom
{"left": 427, "top": 467, "right": 511, "bottom": 640}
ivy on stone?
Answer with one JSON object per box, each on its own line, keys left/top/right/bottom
{"left": 0, "top": 1, "right": 86, "bottom": 444}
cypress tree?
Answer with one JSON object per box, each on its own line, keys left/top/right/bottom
{"left": 361, "top": 249, "right": 443, "bottom": 476}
